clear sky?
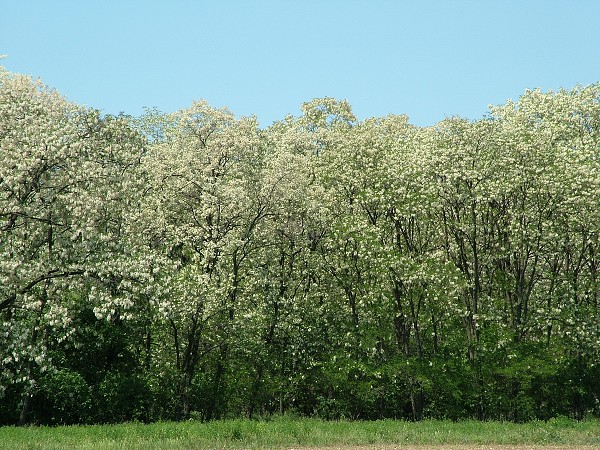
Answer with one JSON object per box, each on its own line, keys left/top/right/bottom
{"left": 2, "top": 1, "right": 599, "bottom": 127}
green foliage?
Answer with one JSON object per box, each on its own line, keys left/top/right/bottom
{"left": 97, "top": 373, "right": 151, "bottom": 423}
{"left": 2, "top": 65, "right": 600, "bottom": 424}
{"left": 37, "top": 369, "right": 92, "bottom": 425}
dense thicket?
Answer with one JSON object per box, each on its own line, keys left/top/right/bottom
{"left": 1, "top": 67, "right": 600, "bottom": 425}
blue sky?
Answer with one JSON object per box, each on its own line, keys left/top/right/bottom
{"left": 2, "top": 1, "right": 599, "bottom": 127}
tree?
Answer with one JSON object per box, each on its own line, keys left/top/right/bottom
{"left": 136, "top": 100, "right": 269, "bottom": 419}
{"left": 0, "top": 71, "right": 145, "bottom": 424}
{"left": 3, "top": 63, "right": 600, "bottom": 423}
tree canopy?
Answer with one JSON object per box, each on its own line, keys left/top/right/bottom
{"left": 1, "top": 67, "right": 600, "bottom": 424}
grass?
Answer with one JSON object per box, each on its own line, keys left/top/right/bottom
{"left": 0, "top": 417, "right": 599, "bottom": 449}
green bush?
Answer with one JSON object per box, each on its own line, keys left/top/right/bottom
{"left": 39, "top": 369, "right": 92, "bottom": 425}
{"left": 96, "top": 372, "right": 151, "bottom": 423}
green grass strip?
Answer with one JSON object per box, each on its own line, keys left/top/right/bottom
{"left": 0, "top": 417, "right": 599, "bottom": 449}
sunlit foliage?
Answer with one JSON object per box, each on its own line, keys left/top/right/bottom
{"left": 2, "top": 67, "right": 599, "bottom": 424}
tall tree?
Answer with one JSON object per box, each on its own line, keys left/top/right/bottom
{"left": 0, "top": 72, "right": 145, "bottom": 424}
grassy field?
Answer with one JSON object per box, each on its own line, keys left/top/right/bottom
{"left": 0, "top": 417, "right": 599, "bottom": 449}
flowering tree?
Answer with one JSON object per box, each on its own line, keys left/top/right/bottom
{"left": 0, "top": 71, "right": 145, "bottom": 424}
{"left": 135, "top": 100, "right": 275, "bottom": 418}
{"left": 2, "top": 63, "right": 600, "bottom": 423}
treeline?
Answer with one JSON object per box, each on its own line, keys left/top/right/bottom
{"left": 1, "top": 67, "right": 600, "bottom": 425}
